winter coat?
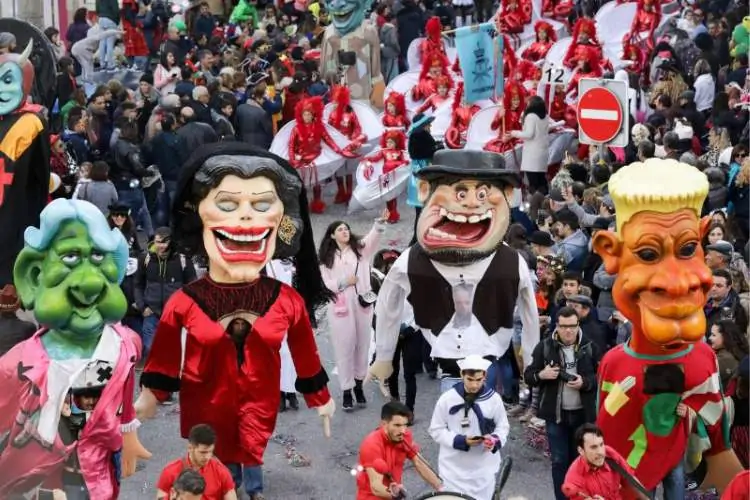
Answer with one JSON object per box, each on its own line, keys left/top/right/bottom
{"left": 134, "top": 249, "right": 197, "bottom": 316}
{"left": 73, "top": 180, "right": 119, "bottom": 215}
{"left": 235, "top": 101, "right": 273, "bottom": 149}
{"left": 141, "top": 131, "right": 187, "bottom": 183}
{"left": 111, "top": 139, "right": 147, "bottom": 190}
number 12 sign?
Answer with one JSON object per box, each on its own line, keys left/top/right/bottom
{"left": 540, "top": 63, "right": 567, "bottom": 86}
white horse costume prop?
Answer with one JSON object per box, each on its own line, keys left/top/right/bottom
{"left": 270, "top": 121, "right": 353, "bottom": 188}
{"left": 348, "top": 147, "right": 411, "bottom": 213}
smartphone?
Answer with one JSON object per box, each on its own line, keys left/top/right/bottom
{"left": 469, "top": 436, "right": 484, "bottom": 441}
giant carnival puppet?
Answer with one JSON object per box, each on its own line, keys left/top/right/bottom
{"left": 135, "top": 143, "right": 336, "bottom": 497}
{"left": 319, "top": 0, "right": 385, "bottom": 106}
{"left": 368, "top": 150, "right": 540, "bottom": 393}
{"left": 0, "top": 40, "right": 51, "bottom": 288}
{"left": 592, "top": 159, "right": 743, "bottom": 495}
{"left": 0, "top": 199, "right": 151, "bottom": 498}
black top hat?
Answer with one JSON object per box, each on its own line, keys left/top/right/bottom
{"left": 410, "top": 113, "right": 435, "bottom": 132}
{"left": 416, "top": 150, "right": 521, "bottom": 187}
{"left": 108, "top": 202, "right": 131, "bottom": 214}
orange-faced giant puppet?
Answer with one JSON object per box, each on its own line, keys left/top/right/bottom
{"left": 368, "top": 150, "right": 539, "bottom": 390}
{"left": 593, "top": 159, "right": 742, "bottom": 493}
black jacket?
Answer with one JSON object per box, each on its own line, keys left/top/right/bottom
{"left": 111, "top": 139, "right": 147, "bottom": 190}
{"left": 141, "top": 131, "right": 187, "bottom": 182}
{"left": 176, "top": 121, "right": 219, "bottom": 159}
{"left": 134, "top": 250, "right": 197, "bottom": 316}
{"left": 235, "top": 101, "right": 274, "bottom": 149}
{"left": 524, "top": 332, "right": 598, "bottom": 424}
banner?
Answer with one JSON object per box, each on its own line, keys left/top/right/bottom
{"left": 455, "top": 23, "right": 499, "bottom": 103}
{"left": 495, "top": 35, "right": 504, "bottom": 98}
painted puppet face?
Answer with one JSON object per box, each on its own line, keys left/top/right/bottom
{"left": 328, "top": 0, "right": 367, "bottom": 36}
{"left": 15, "top": 220, "right": 127, "bottom": 339}
{"left": 199, "top": 175, "right": 284, "bottom": 283}
{"left": 594, "top": 209, "right": 712, "bottom": 350}
{"left": 416, "top": 179, "right": 513, "bottom": 263}
{"left": 0, "top": 62, "right": 24, "bottom": 115}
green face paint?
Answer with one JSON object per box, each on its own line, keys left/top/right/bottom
{"left": 18, "top": 220, "right": 127, "bottom": 350}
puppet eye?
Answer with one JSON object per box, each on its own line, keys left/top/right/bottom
{"left": 61, "top": 253, "right": 81, "bottom": 266}
{"left": 90, "top": 251, "right": 105, "bottom": 264}
{"left": 253, "top": 201, "right": 272, "bottom": 213}
{"left": 678, "top": 242, "right": 698, "bottom": 258}
{"left": 476, "top": 188, "right": 488, "bottom": 201}
{"left": 635, "top": 248, "right": 660, "bottom": 263}
{"left": 456, "top": 190, "right": 467, "bottom": 201}
{"left": 216, "top": 200, "right": 238, "bottom": 212}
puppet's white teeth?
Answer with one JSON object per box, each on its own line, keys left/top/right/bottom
{"left": 439, "top": 207, "right": 448, "bottom": 217}
{"left": 217, "top": 229, "right": 270, "bottom": 242}
{"left": 428, "top": 227, "right": 456, "bottom": 240}
{"left": 468, "top": 215, "right": 480, "bottom": 223}
{"left": 480, "top": 210, "right": 492, "bottom": 220}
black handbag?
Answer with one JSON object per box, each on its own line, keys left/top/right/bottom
{"left": 354, "top": 260, "right": 377, "bottom": 307}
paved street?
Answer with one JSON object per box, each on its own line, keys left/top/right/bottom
{"left": 120, "top": 185, "right": 554, "bottom": 500}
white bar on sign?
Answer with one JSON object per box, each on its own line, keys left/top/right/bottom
{"left": 580, "top": 109, "right": 619, "bottom": 121}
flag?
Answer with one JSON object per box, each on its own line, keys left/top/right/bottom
{"left": 495, "top": 35, "right": 504, "bottom": 98}
{"left": 455, "top": 22, "right": 497, "bottom": 103}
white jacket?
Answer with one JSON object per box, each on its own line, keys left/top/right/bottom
{"left": 693, "top": 73, "right": 715, "bottom": 112}
{"left": 510, "top": 113, "right": 549, "bottom": 173}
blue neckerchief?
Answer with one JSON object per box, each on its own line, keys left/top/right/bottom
{"left": 448, "top": 383, "right": 496, "bottom": 435}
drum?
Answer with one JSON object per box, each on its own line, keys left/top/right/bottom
{"left": 414, "top": 493, "right": 476, "bottom": 500}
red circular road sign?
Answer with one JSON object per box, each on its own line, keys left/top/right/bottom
{"left": 577, "top": 86, "right": 623, "bottom": 144}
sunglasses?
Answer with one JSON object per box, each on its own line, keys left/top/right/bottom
{"left": 111, "top": 212, "right": 129, "bottom": 217}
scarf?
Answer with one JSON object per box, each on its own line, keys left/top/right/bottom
{"left": 448, "top": 383, "right": 497, "bottom": 435}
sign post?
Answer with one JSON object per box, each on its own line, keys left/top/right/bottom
{"left": 577, "top": 78, "right": 630, "bottom": 148}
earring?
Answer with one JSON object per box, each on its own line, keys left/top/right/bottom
{"left": 278, "top": 215, "right": 296, "bottom": 245}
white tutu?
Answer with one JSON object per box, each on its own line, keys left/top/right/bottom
{"left": 349, "top": 149, "right": 411, "bottom": 213}
{"left": 322, "top": 99, "right": 384, "bottom": 155}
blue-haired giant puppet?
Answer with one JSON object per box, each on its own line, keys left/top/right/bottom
{"left": 0, "top": 199, "right": 151, "bottom": 498}
{"left": 0, "top": 40, "right": 52, "bottom": 288}
{"left": 319, "top": 0, "right": 385, "bottom": 106}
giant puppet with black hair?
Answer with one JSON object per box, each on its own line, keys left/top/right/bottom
{"left": 368, "top": 150, "right": 540, "bottom": 391}
{"left": 135, "top": 143, "right": 336, "bottom": 496}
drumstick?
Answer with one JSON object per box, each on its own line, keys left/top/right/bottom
{"left": 322, "top": 415, "right": 331, "bottom": 438}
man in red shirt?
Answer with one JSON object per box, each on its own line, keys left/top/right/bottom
{"left": 562, "top": 424, "right": 646, "bottom": 500}
{"left": 157, "top": 424, "right": 238, "bottom": 500}
{"left": 356, "top": 401, "right": 443, "bottom": 499}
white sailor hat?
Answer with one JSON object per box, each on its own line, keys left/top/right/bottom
{"left": 457, "top": 355, "right": 492, "bottom": 373}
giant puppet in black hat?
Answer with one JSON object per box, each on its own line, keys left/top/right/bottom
{"left": 135, "top": 143, "right": 335, "bottom": 495}
{"left": 368, "top": 150, "right": 540, "bottom": 389}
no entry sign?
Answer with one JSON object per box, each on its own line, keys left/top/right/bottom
{"left": 577, "top": 79, "right": 630, "bottom": 147}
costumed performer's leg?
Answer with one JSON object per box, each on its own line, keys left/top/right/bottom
{"left": 310, "top": 184, "right": 326, "bottom": 214}
{"left": 385, "top": 199, "right": 400, "bottom": 223}
{"left": 345, "top": 174, "right": 354, "bottom": 202}
{"left": 335, "top": 176, "right": 347, "bottom": 204}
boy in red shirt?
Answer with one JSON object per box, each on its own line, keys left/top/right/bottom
{"left": 157, "top": 424, "right": 237, "bottom": 500}
{"left": 356, "top": 402, "right": 443, "bottom": 499}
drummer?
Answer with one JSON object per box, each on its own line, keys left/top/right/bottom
{"left": 428, "top": 355, "right": 510, "bottom": 500}
{"left": 356, "top": 401, "right": 444, "bottom": 499}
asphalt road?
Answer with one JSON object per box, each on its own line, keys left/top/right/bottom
{"left": 120, "top": 185, "right": 554, "bottom": 500}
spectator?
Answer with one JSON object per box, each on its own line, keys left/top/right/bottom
{"left": 72, "top": 160, "right": 118, "bottom": 215}
{"left": 236, "top": 84, "right": 274, "bottom": 149}
{"left": 705, "top": 269, "right": 749, "bottom": 336}
{"left": 709, "top": 320, "right": 749, "bottom": 388}
{"left": 95, "top": 0, "right": 120, "bottom": 70}
{"left": 0, "top": 285, "right": 36, "bottom": 357}
{"left": 551, "top": 208, "right": 589, "bottom": 272}
{"left": 155, "top": 51, "right": 182, "bottom": 97}
{"left": 566, "top": 294, "right": 608, "bottom": 356}
{"left": 177, "top": 106, "right": 219, "bottom": 158}
{"left": 170, "top": 469, "right": 207, "bottom": 500}
{"left": 142, "top": 113, "right": 187, "bottom": 210}
{"left": 62, "top": 109, "right": 91, "bottom": 165}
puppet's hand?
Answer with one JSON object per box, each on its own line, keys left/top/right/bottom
{"left": 366, "top": 360, "right": 394, "bottom": 398}
{"left": 134, "top": 387, "right": 158, "bottom": 420}
{"left": 371, "top": 81, "right": 385, "bottom": 108}
{"left": 316, "top": 398, "right": 335, "bottom": 438}
{"left": 52, "top": 490, "right": 67, "bottom": 500}
{"left": 121, "top": 431, "right": 152, "bottom": 478}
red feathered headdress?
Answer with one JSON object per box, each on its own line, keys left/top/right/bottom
{"left": 419, "top": 50, "right": 451, "bottom": 82}
{"left": 515, "top": 59, "right": 541, "bottom": 83}
{"left": 571, "top": 17, "right": 599, "bottom": 44}
{"left": 622, "top": 40, "right": 644, "bottom": 66}
{"left": 504, "top": 80, "right": 527, "bottom": 111}
{"left": 426, "top": 17, "right": 443, "bottom": 42}
{"left": 503, "top": 35, "right": 518, "bottom": 76}
{"left": 534, "top": 20, "right": 557, "bottom": 43}
{"left": 385, "top": 92, "right": 407, "bottom": 115}
{"left": 295, "top": 96, "right": 326, "bottom": 134}
{"left": 381, "top": 129, "right": 407, "bottom": 149}
{"left": 330, "top": 85, "right": 352, "bottom": 129}
{"left": 452, "top": 81, "right": 465, "bottom": 112}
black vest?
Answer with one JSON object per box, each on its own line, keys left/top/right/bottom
{"left": 406, "top": 245, "right": 520, "bottom": 336}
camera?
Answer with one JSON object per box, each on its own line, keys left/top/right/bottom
{"left": 559, "top": 371, "right": 577, "bottom": 383}
{"left": 338, "top": 50, "right": 356, "bottom": 67}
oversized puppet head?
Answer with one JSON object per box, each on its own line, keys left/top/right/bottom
{"left": 13, "top": 199, "right": 129, "bottom": 340}
{"left": 592, "top": 159, "right": 712, "bottom": 354}
{"left": 171, "top": 143, "right": 332, "bottom": 313}
{"left": 414, "top": 150, "right": 521, "bottom": 264}
{"left": 381, "top": 129, "right": 406, "bottom": 150}
{"left": 534, "top": 20, "right": 557, "bottom": 43}
{"left": 0, "top": 40, "right": 34, "bottom": 115}
{"left": 327, "top": 0, "right": 368, "bottom": 36}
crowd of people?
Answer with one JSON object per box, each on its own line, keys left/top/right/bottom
{"left": 0, "top": 0, "right": 747, "bottom": 498}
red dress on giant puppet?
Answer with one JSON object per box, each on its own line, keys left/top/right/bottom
{"left": 382, "top": 92, "right": 411, "bottom": 129}
{"left": 138, "top": 143, "right": 336, "bottom": 483}
{"left": 412, "top": 51, "right": 454, "bottom": 102}
{"left": 445, "top": 82, "right": 482, "bottom": 150}
{"left": 495, "top": 0, "right": 533, "bottom": 34}
{"left": 624, "top": 0, "right": 661, "bottom": 52}
{"left": 362, "top": 129, "right": 409, "bottom": 222}
{"left": 563, "top": 18, "right": 604, "bottom": 70}
{"left": 522, "top": 21, "right": 558, "bottom": 62}
{"left": 484, "top": 81, "right": 527, "bottom": 153}
{"left": 328, "top": 85, "right": 368, "bottom": 204}
{"left": 566, "top": 46, "right": 604, "bottom": 100}
{"left": 414, "top": 75, "right": 454, "bottom": 115}
{"left": 288, "top": 96, "right": 357, "bottom": 213}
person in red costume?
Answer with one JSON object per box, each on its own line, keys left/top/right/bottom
{"left": 622, "top": 40, "right": 646, "bottom": 77}
{"left": 414, "top": 75, "right": 454, "bottom": 114}
{"left": 515, "top": 59, "right": 542, "bottom": 93}
{"left": 484, "top": 81, "right": 527, "bottom": 153}
{"left": 626, "top": 0, "right": 661, "bottom": 51}
{"left": 328, "top": 85, "right": 368, "bottom": 205}
{"left": 542, "top": 0, "right": 573, "bottom": 20}
{"left": 563, "top": 18, "right": 603, "bottom": 70}
{"left": 496, "top": 0, "right": 533, "bottom": 34}
{"left": 136, "top": 143, "right": 337, "bottom": 500}
{"left": 522, "top": 21, "right": 558, "bottom": 62}
{"left": 287, "top": 96, "right": 357, "bottom": 214}
{"left": 593, "top": 159, "right": 743, "bottom": 496}
{"left": 549, "top": 85, "right": 578, "bottom": 129}
{"left": 445, "top": 82, "right": 482, "bottom": 149}
{"left": 502, "top": 35, "right": 519, "bottom": 80}
{"left": 421, "top": 17, "right": 447, "bottom": 62}
{"left": 566, "top": 46, "right": 603, "bottom": 100}
{"left": 412, "top": 52, "right": 453, "bottom": 102}
{"left": 382, "top": 92, "right": 411, "bottom": 129}
{"left": 363, "top": 129, "right": 409, "bottom": 223}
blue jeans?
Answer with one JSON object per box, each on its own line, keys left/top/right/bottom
{"left": 648, "top": 463, "right": 685, "bottom": 500}
{"left": 117, "top": 187, "right": 154, "bottom": 238}
{"left": 226, "top": 463, "right": 263, "bottom": 494}
{"left": 98, "top": 17, "right": 118, "bottom": 69}
{"left": 546, "top": 410, "right": 586, "bottom": 500}
{"left": 141, "top": 314, "right": 159, "bottom": 359}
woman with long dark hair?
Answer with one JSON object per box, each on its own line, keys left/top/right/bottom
{"left": 709, "top": 320, "right": 749, "bottom": 388}
{"left": 319, "top": 214, "right": 386, "bottom": 412}
{"left": 507, "top": 95, "right": 550, "bottom": 195}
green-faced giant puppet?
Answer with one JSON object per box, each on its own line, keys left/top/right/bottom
{"left": 368, "top": 149, "right": 540, "bottom": 388}
{"left": 0, "top": 199, "right": 150, "bottom": 499}
{"left": 319, "top": 0, "right": 385, "bottom": 106}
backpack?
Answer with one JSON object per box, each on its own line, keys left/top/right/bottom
{"left": 143, "top": 253, "right": 188, "bottom": 280}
